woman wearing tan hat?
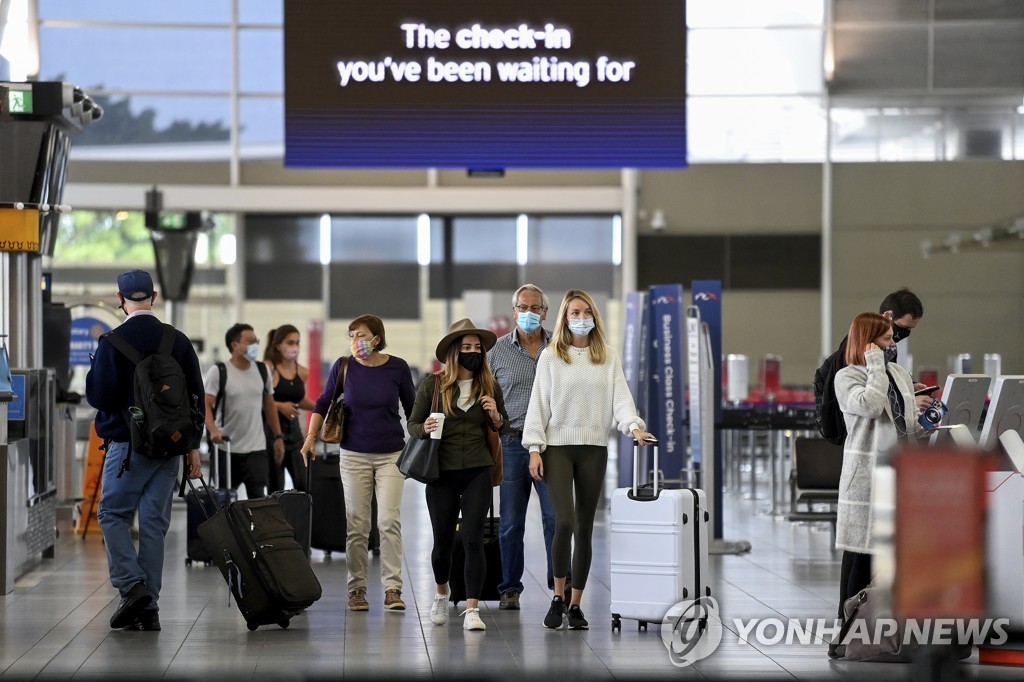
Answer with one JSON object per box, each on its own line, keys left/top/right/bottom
{"left": 407, "top": 319, "right": 508, "bottom": 632}
{"left": 523, "top": 289, "right": 654, "bottom": 631}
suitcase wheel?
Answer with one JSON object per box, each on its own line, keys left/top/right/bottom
{"left": 246, "top": 621, "right": 259, "bottom": 631}
{"left": 638, "top": 621, "right": 648, "bottom": 631}
{"left": 185, "top": 558, "right": 192, "bottom": 567}
{"left": 324, "top": 551, "right": 333, "bottom": 560}
{"left": 611, "top": 615, "right": 621, "bottom": 632}
{"left": 278, "top": 619, "right": 291, "bottom": 629}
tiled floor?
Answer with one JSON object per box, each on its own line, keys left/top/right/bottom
{"left": 1, "top": 461, "right": 1021, "bottom": 681}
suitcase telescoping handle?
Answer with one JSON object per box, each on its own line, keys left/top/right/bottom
{"left": 212, "top": 436, "right": 231, "bottom": 490}
{"left": 184, "top": 473, "right": 223, "bottom": 522}
{"left": 632, "top": 437, "right": 660, "bottom": 498}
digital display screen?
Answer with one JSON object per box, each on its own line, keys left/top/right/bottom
{"left": 284, "top": 0, "right": 687, "bottom": 169}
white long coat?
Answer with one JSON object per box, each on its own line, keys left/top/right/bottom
{"left": 834, "top": 349, "right": 923, "bottom": 553}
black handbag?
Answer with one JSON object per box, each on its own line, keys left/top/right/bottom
{"left": 397, "top": 375, "right": 441, "bottom": 484}
{"left": 319, "top": 357, "right": 349, "bottom": 444}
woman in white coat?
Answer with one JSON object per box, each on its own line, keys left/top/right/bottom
{"left": 834, "top": 311, "right": 925, "bottom": 616}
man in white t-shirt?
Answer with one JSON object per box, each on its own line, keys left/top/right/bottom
{"left": 204, "top": 323, "right": 285, "bottom": 498}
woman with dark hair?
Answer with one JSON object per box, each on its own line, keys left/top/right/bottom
{"left": 263, "top": 325, "right": 315, "bottom": 493}
{"left": 407, "top": 319, "right": 508, "bottom": 632}
{"left": 834, "top": 312, "right": 924, "bottom": 615}
{"left": 523, "top": 289, "right": 654, "bottom": 631}
{"left": 301, "top": 315, "right": 415, "bottom": 612}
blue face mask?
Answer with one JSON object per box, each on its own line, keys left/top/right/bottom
{"left": 568, "top": 318, "right": 595, "bottom": 336}
{"left": 516, "top": 311, "right": 541, "bottom": 334}
{"left": 245, "top": 343, "right": 260, "bottom": 362}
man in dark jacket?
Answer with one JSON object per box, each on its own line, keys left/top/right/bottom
{"left": 814, "top": 288, "right": 928, "bottom": 445}
{"left": 86, "top": 270, "right": 204, "bottom": 631}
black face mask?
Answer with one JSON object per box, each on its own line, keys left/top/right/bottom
{"left": 892, "top": 325, "right": 912, "bottom": 343}
{"left": 458, "top": 352, "right": 483, "bottom": 373}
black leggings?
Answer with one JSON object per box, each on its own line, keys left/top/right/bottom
{"left": 543, "top": 445, "right": 607, "bottom": 591}
{"left": 838, "top": 551, "right": 873, "bottom": 618}
{"left": 268, "top": 447, "right": 304, "bottom": 493}
{"left": 425, "top": 466, "right": 492, "bottom": 599}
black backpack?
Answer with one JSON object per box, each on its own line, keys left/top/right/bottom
{"left": 104, "top": 324, "right": 197, "bottom": 468}
{"left": 812, "top": 345, "right": 847, "bottom": 446}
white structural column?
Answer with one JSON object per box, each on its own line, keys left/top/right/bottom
{"left": 820, "top": 98, "right": 834, "bottom": 359}
{"left": 620, "top": 169, "right": 639, "bottom": 298}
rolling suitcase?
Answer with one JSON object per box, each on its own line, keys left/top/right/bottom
{"left": 610, "top": 440, "right": 711, "bottom": 632}
{"left": 309, "top": 446, "right": 381, "bottom": 557}
{"left": 273, "top": 486, "right": 312, "bottom": 558}
{"left": 185, "top": 440, "right": 236, "bottom": 566}
{"left": 188, "top": 477, "right": 323, "bottom": 630}
{"left": 449, "top": 500, "right": 502, "bottom": 606}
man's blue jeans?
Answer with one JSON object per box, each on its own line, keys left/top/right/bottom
{"left": 497, "top": 435, "right": 568, "bottom": 594}
{"left": 97, "top": 441, "right": 180, "bottom": 610}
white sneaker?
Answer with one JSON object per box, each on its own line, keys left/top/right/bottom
{"left": 430, "top": 593, "right": 449, "bottom": 625}
{"left": 461, "top": 607, "right": 486, "bottom": 631}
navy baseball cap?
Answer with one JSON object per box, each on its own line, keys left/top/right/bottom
{"left": 117, "top": 269, "right": 155, "bottom": 301}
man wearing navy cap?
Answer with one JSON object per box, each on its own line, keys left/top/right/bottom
{"left": 86, "top": 269, "right": 204, "bottom": 631}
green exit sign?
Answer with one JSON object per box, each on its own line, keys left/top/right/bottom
{"left": 8, "top": 88, "right": 33, "bottom": 114}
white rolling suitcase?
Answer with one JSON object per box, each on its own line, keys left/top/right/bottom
{"left": 610, "top": 440, "right": 711, "bottom": 632}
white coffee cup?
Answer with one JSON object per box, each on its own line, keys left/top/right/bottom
{"left": 429, "top": 412, "right": 445, "bottom": 440}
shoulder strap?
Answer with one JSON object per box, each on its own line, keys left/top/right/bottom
{"left": 102, "top": 330, "right": 143, "bottom": 365}
{"left": 213, "top": 361, "right": 227, "bottom": 421}
{"left": 157, "top": 324, "right": 176, "bottom": 355}
{"left": 340, "top": 356, "right": 350, "bottom": 395}
{"left": 256, "top": 361, "right": 269, "bottom": 394}
{"left": 430, "top": 372, "right": 441, "bottom": 413}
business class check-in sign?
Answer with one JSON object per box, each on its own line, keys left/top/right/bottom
{"left": 284, "top": 0, "right": 687, "bottom": 169}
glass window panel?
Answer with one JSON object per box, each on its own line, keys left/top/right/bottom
{"left": 945, "top": 110, "right": 1016, "bottom": 160}
{"left": 239, "top": 0, "right": 283, "bottom": 25}
{"left": 71, "top": 94, "right": 231, "bottom": 156}
{"left": 877, "top": 111, "right": 943, "bottom": 161}
{"left": 688, "top": 28, "right": 824, "bottom": 96}
{"left": 451, "top": 218, "right": 517, "bottom": 264}
{"left": 39, "top": 0, "right": 230, "bottom": 23}
{"left": 687, "top": 96, "right": 826, "bottom": 162}
{"left": 239, "top": 28, "right": 283, "bottom": 93}
{"left": 331, "top": 217, "right": 418, "bottom": 263}
{"left": 528, "top": 216, "right": 615, "bottom": 264}
{"left": 240, "top": 96, "right": 284, "bottom": 147}
{"left": 688, "top": 0, "right": 825, "bottom": 28}
{"left": 39, "top": 26, "right": 231, "bottom": 92}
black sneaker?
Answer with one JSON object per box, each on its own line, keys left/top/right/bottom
{"left": 567, "top": 604, "right": 589, "bottom": 630}
{"left": 130, "top": 611, "right": 161, "bottom": 631}
{"left": 543, "top": 596, "right": 566, "bottom": 630}
{"left": 110, "top": 581, "right": 152, "bottom": 629}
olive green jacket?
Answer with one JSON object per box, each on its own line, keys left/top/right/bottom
{"left": 407, "top": 374, "right": 507, "bottom": 471}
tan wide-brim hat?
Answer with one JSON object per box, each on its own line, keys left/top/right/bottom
{"left": 435, "top": 318, "right": 498, "bottom": 363}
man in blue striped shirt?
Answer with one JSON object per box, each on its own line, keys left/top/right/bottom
{"left": 488, "top": 284, "right": 570, "bottom": 610}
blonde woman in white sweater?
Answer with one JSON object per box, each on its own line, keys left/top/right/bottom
{"left": 523, "top": 289, "right": 654, "bottom": 631}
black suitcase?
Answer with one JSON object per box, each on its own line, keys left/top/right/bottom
{"left": 309, "top": 448, "right": 380, "bottom": 557}
{"left": 273, "top": 482, "right": 312, "bottom": 558}
{"left": 449, "top": 504, "right": 502, "bottom": 606}
{"left": 189, "top": 479, "right": 323, "bottom": 630}
{"left": 186, "top": 441, "right": 236, "bottom": 566}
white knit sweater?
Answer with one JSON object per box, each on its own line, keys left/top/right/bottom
{"left": 522, "top": 344, "right": 645, "bottom": 453}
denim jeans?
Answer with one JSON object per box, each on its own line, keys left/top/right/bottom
{"left": 97, "top": 440, "right": 180, "bottom": 610}
{"left": 497, "top": 435, "right": 567, "bottom": 594}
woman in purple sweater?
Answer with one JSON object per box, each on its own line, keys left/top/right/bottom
{"left": 300, "top": 315, "right": 416, "bottom": 612}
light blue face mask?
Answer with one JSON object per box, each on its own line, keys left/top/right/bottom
{"left": 245, "top": 343, "right": 260, "bottom": 362}
{"left": 517, "top": 311, "right": 541, "bottom": 334}
{"left": 568, "top": 318, "right": 595, "bottom": 336}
